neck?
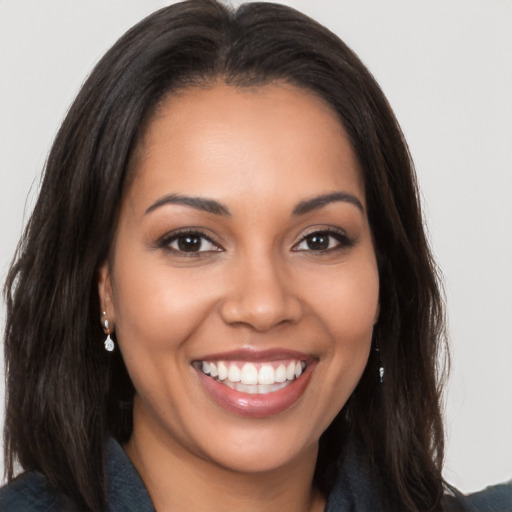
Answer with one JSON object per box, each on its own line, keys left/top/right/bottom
{"left": 124, "top": 405, "right": 325, "bottom": 512}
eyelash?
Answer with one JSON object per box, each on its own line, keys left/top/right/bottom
{"left": 292, "top": 227, "right": 354, "bottom": 253}
{"left": 156, "top": 227, "right": 354, "bottom": 257}
{"left": 157, "top": 229, "right": 223, "bottom": 256}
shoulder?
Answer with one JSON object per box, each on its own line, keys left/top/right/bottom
{"left": 0, "top": 439, "right": 154, "bottom": 512}
{"left": 443, "top": 481, "right": 512, "bottom": 512}
{"left": 0, "top": 472, "right": 56, "bottom": 512}
{"left": 0, "top": 471, "right": 76, "bottom": 512}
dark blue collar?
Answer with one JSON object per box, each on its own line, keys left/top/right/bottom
{"left": 104, "top": 436, "right": 386, "bottom": 512}
{"left": 1, "top": 436, "right": 509, "bottom": 510}
{"left": 105, "top": 438, "right": 155, "bottom": 512}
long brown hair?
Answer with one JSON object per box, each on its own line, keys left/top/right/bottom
{"left": 4, "top": 1, "right": 447, "bottom": 510}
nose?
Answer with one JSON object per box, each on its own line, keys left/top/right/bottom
{"left": 219, "top": 253, "right": 303, "bottom": 332}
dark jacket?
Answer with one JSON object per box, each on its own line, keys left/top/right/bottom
{"left": 1, "top": 438, "right": 510, "bottom": 511}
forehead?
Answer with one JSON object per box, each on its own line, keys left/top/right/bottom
{"left": 128, "top": 82, "right": 364, "bottom": 212}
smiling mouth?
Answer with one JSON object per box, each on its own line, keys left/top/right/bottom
{"left": 197, "top": 360, "right": 307, "bottom": 395}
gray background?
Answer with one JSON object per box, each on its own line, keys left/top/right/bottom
{"left": 1, "top": 0, "right": 511, "bottom": 492}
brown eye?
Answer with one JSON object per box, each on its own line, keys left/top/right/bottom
{"left": 294, "top": 229, "right": 353, "bottom": 252}
{"left": 176, "top": 234, "right": 203, "bottom": 252}
{"left": 163, "top": 231, "right": 221, "bottom": 254}
{"left": 305, "top": 233, "right": 330, "bottom": 251}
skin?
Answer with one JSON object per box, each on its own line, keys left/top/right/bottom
{"left": 98, "top": 82, "right": 380, "bottom": 512}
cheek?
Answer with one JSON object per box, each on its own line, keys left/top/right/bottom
{"left": 305, "top": 256, "right": 379, "bottom": 389}
{"left": 110, "top": 251, "right": 219, "bottom": 358}
{"left": 307, "top": 259, "right": 379, "bottom": 340}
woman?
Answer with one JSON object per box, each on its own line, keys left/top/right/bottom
{"left": 1, "top": 1, "right": 510, "bottom": 511}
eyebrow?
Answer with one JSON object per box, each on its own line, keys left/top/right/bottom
{"left": 292, "top": 192, "right": 364, "bottom": 216}
{"left": 145, "top": 194, "right": 231, "bottom": 216}
{"left": 144, "top": 191, "right": 363, "bottom": 217}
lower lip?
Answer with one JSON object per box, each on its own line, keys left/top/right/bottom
{"left": 196, "top": 364, "right": 314, "bottom": 417}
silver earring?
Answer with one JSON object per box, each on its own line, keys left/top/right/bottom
{"left": 102, "top": 312, "right": 115, "bottom": 352}
{"left": 375, "top": 340, "right": 384, "bottom": 383}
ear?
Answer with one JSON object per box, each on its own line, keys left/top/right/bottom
{"left": 98, "top": 261, "right": 115, "bottom": 323}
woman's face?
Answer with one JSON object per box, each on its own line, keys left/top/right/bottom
{"left": 99, "top": 82, "right": 379, "bottom": 474}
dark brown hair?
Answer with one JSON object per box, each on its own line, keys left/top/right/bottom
{"left": 3, "top": 1, "right": 447, "bottom": 510}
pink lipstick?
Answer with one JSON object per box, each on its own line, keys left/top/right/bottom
{"left": 193, "top": 349, "right": 316, "bottom": 417}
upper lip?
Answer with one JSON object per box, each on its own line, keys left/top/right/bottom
{"left": 193, "top": 348, "right": 315, "bottom": 363}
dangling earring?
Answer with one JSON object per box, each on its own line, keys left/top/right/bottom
{"left": 374, "top": 339, "right": 385, "bottom": 383}
{"left": 102, "top": 311, "right": 115, "bottom": 352}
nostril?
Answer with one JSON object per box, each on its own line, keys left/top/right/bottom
{"left": 219, "top": 293, "right": 303, "bottom": 332}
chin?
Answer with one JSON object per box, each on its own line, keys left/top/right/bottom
{"left": 202, "top": 433, "right": 318, "bottom": 475}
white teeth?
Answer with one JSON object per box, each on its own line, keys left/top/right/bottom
{"left": 227, "top": 364, "right": 241, "bottom": 383}
{"left": 275, "top": 364, "right": 287, "bottom": 383}
{"left": 286, "top": 361, "right": 296, "bottom": 381}
{"left": 258, "top": 364, "right": 275, "bottom": 385}
{"left": 257, "top": 384, "right": 271, "bottom": 394}
{"left": 218, "top": 361, "right": 228, "bottom": 381}
{"left": 240, "top": 363, "right": 258, "bottom": 385}
{"left": 200, "top": 359, "right": 307, "bottom": 391}
{"left": 222, "top": 381, "right": 289, "bottom": 394}
{"left": 223, "top": 379, "right": 235, "bottom": 390}
{"left": 244, "top": 384, "right": 259, "bottom": 395}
